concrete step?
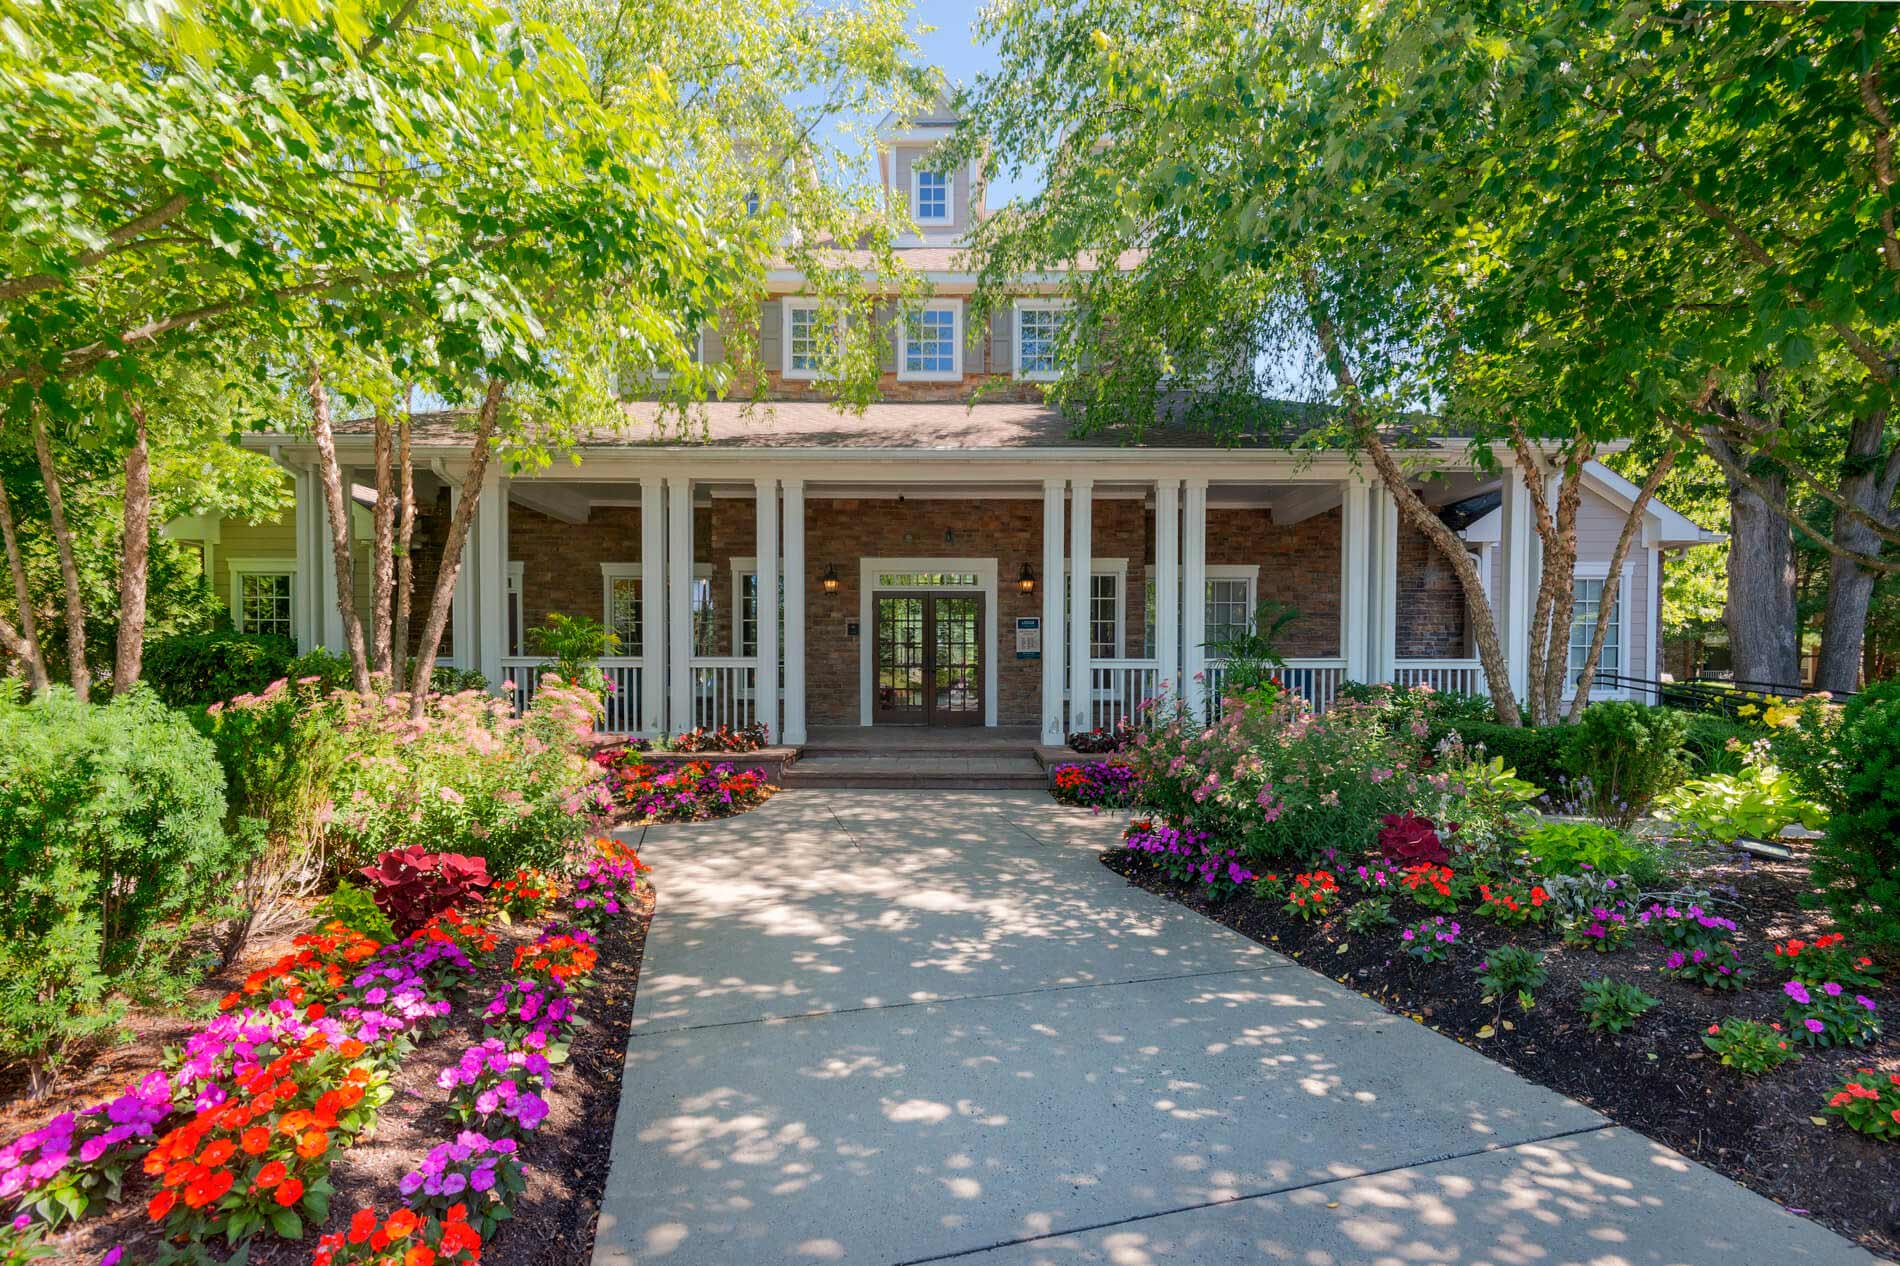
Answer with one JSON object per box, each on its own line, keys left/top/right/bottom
{"left": 780, "top": 754, "right": 1050, "bottom": 791}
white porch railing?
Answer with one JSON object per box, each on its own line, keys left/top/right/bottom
{"left": 1088, "top": 658, "right": 1161, "bottom": 732}
{"left": 499, "top": 656, "right": 647, "bottom": 734}
{"left": 1203, "top": 656, "right": 1348, "bottom": 718}
{"left": 689, "top": 656, "right": 759, "bottom": 730}
{"left": 1393, "top": 658, "right": 1488, "bottom": 696}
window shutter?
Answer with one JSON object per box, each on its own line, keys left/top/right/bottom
{"left": 989, "top": 307, "right": 1014, "bottom": 374}
{"left": 702, "top": 321, "right": 726, "bottom": 367}
{"left": 757, "top": 300, "right": 782, "bottom": 371}
{"left": 964, "top": 308, "right": 989, "bottom": 374}
{"left": 1072, "top": 303, "right": 1093, "bottom": 371}
{"left": 875, "top": 301, "right": 898, "bottom": 373}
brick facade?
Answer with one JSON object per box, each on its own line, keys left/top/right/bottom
{"left": 1394, "top": 522, "right": 1471, "bottom": 658}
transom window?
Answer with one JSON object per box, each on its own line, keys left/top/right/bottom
{"left": 1568, "top": 575, "right": 1623, "bottom": 686}
{"left": 875, "top": 571, "right": 979, "bottom": 587}
{"left": 901, "top": 305, "right": 959, "bottom": 379}
{"left": 235, "top": 569, "right": 294, "bottom": 640}
{"left": 914, "top": 169, "right": 950, "bottom": 223}
{"left": 1016, "top": 304, "right": 1068, "bottom": 378}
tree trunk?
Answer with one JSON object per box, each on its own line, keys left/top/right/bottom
{"left": 1512, "top": 434, "right": 1559, "bottom": 723}
{"left": 369, "top": 414, "right": 396, "bottom": 682}
{"left": 31, "top": 411, "right": 90, "bottom": 701}
{"left": 306, "top": 364, "right": 373, "bottom": 693}
{"left": 1816, "top": 409, "right": 1893, "bottom": 693}
{"left": 113, "top": 405, "right": 151, "bottom": 694}
{"left": 1540, "top": 452, "right": 1588, "bottom": 723}
{"left": 409, "top": 379, "right": 505, "bottom": 718}
{"left": 1570, "top": 445, "right": 1678, "bottom": 716}
{"left": 1708, "top": 430, "right": 1800, "bottom": 685}
{"left": 0, "top": 471, "right": 47, "bottom": 695}
{"left": 392, "top": 408, "right": 415, "bottom": 694}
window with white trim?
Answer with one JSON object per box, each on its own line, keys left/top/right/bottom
{"left": 1205, "top": 568, "right": 1258, "bottom": 649}
{"left": 899, "top": 302, "right": 960, "bottom": 380}
{"left": 231, "top": 562, "right": 296, "bottom": 640}
{"left": 1015, "top": 302, "right": 1068, "bottom": 379}
{"left": 784, "top": 301, "right": 841, "bottom": 378}
{"left": 506, "top": 562, "right": 525, "bottom": 657}
{"left": 1568, "top": 574, "right": 1623, "bottom": 686}
{"left": 1064, "top": 561, "right": 1127, "bottom": 659}
{"left": 600, "top": 564, "right": 642, "bottom": 656}
{"left": 913, "top": 168, "right": 951, "bottom": 223}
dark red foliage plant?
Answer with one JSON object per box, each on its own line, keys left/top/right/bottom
{"left": 1378, "top": 812, "right": 1450, "bottom": 867}
{"left": 358, "top": 845, "right": 492, "bottom": 935}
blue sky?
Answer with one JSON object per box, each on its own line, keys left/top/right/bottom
{"left": 903, "top": 0, "right": 1040, "bottom": 204}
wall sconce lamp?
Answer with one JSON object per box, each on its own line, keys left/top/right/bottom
{"left": 1019, "top": 562, "right": 1036, "bottom": 593}
{"left": 822, "top": 564, "right": 840, "bottom": 593}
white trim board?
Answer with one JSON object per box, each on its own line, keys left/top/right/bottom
{"left": 857, "top": 556, "right": 999, "bottom": 727}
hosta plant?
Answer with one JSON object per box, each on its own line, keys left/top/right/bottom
{"left": 1702, "top": 1018, "right": 1801, "bottom": 1075}
{"left": 358, "top": 847, "right": 492, "bottom": 937}
{"left": 1769, "top": 933, "right": 1881, "bottom": 989}
{"left": 1824, "top": 1069, "right": 1900, "bottom": 1143}
{"left": 1282, "top": 871, "right": 1340, "bottom": 921}
{"left": 1476, "top": 946, "right": 1548, "bottom": 1010}
{"left": 1399, "top": 916, "right": 1460, "bottom": 963}
{"left": 1782, "top": 981, "right": 1882, "bottom": 1048}
{"left": 1577, "top": 978, "right": 1659, "bottom": 1034}
{"left": 1344, "top": 897, "right": 1396, "bottom": 933}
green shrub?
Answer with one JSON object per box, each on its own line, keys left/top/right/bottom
{"left": 1448, "top": 722, "right": 1568, "bottom": 790}
{"left": 1521, "top": 820, "right": 1666, "bottom": 885}
{"left": 1577, "top": 978, "right": 1658, "bottom": 1034}
{"left": 144, "top": 630, "right": 297, "bottom": 708}
{"left": 1563, "top": 701, "right": 1688, "bottom": 827}
{"left": 0, "top": 688, "right": 231, "bottom": 1085}
{"left": 1809, "top": 682, "right": 1900, "bottom": 954}
{"left": 287, "top": 648, "right": 354, "bottom": 693}
{"left": 1476, "top": 946, "right": 1547, "bottom": 1009}
{"left": 430, "top": 666, "right": 489, "bottom": 693}
{"left": 1677, "top": 713, "right": 1756, "bottom": 774}
{"left": 311, "top": 879, "right": 396, "bottom": 944}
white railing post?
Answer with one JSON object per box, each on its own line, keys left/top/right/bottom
{"left": 640, "top": 475, "right": 666, "bottom": 737}
{"left": 782, "top": 479, "right": 807, "bottom": 745}
{"left": 667, "top": 477, "right": 693, "bottom": 733}
{"left": 1155, "top": 479, "right": 1180, "bottom": 708}
{"left": 1040, "top": 478, "right": 1067, "bottom": 745}
{"left": 754, "top": 478, "right": 778, "bottom": 743}
{"left": 1183, "top": 478, "right": 1209, "bottom": 719}
{"left": 1067, "top": 477, "right": 1093, "bottom": 736}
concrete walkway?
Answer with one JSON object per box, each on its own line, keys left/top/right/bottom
{"left": 593, "top": 791, "right": 1876, "bottom": 1266}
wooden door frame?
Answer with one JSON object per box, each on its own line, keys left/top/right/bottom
{"left": 858, "top": 557, "right": 999, "bottom": 726}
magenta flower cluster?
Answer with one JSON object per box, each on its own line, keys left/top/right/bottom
{"left": 398, "top": 1129, "right": 521, "bottom": 1201}
{"left": 0, "top": 1072, "right": 172, "bottom": 1216}
{"left": 338, "top": 938, "right": 470, "bottom": 1044}
{"left": 437, "top": 1039, "right": 553, "bottom": 1134}
{"left": 568, "top": 856, "right": 641, "bottom": 929}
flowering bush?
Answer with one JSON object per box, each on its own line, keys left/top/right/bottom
{"left": 1637, "top": 903, "right": 1740, "bottom": 953}
{"left": 219, "top": 924, "right": 383, "bottom": 1015}
{"left": 327, "top": 680, "right": 610, "bottom": 878}
{"left": 482, "top": 979, "right": 576, "bottom": 1057}
{"left": 1123, "top": 692, "right": 1428, "bottom": 868}
{"left": 567, "top": 845, "right": 648, "bottom": 930}
{"left": 1400, "top": 916, "right": 1461, "bottom": 963}
{"left": 1400, "top": 863, "right": 1462, "bottom": 913}
{"left": 1770, "top": 933, "right": 1881, "bottom": 989}
{"left": 0, "top": 1071, "right": 171, "bottom": 1229}
{"left": 398, "top": 1131, "right": 525, "bottom": 1236}
{"left": 1118, "top": 819, "right": 1254, "bottom": 895}
{"left": 1702, "top": 1018, "right": 1801, "bottom": 1075}
{"left": 437, "top": 1039, "right": 552, "bottom": 1136}
{"left": 1050, "top": 761, "right": 1141, "bottom": 808}
{"left": 599, "top": 755, "right": 769, "bottom": 822}
{"left": 1559, "top": 904, "right": 1632, "bottom": 952}
{"left": 1377, "top": 812, "right": 1449, "bottom": 867}
{"left": 313, "top": 1203, "right": 484, "bottom": 1266}
{"left": 1825, "top": 1069, "right": 1900, "bottom": 1143}
{"left": 1350, "top": 861, "right": 1400, "bottom": 892}
{"left": 1782, "top": 980, "right": 1882, "bottom": 1047}
{"left": 1282, "top": 871, "right": 1340, "bottom": 921}
{"left": 1065, "top": 719, "right": 1139, "bottom": 754}
{"left": 1476, "top": 880, "right": 1550, "bottom": 925}
{"left": 358, "top": 848, "right": 492, "bottom": 937}
{"left": 1577, "top": 978, "right": 1657, "bottom": 1034}
{"left": 639, "top": 723, "right": 770, "bottom": 754}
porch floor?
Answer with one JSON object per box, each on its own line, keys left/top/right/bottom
{"left": 785, "top": 725, "right": 1050, "bottom": 790}
{"left": 802, "top": 724, "right": 1043, "bottom": 753}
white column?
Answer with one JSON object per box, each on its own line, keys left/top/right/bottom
{"left": 1498, "top": 467, "right": 1536, "bottom": 707}
{"left": 449, "top": 483, "right": 472, "bottom": 669}
{"left": 1067, "top": 477, "right": 1094, "bottom": 735}
{"left": 292, "top": 465, "right": 321, "bottom": 653}
{"left": 1374, "top": 485, "right": 1400, "bottom": 683}
{"left": 1040, "top": 479, "right": 1067, "bottom": 745}
{"left": 667, "top": 478, "right": 694, "bottom": 732}
{"left": 781, "top": 479, "right": 807, "bottom": 745}
{"left": 1182, "top": 478, "right": 1209, "bottom": 717}
{"left": 1154, "top": 479, "right": 1181, "bottom": 698}
{"left": 1340, "top": 479, "right": 1370, "bottom": 682}
{"left": 318, "top": 478, "right": 344, "bottom": 653}
{"left": 473, "top": 469, "right": 505, "bottom": 688}
{"left": 753, "top": 479, "right": 779, "bottom": 741}
{"left": 639, "top": 476, "right": 666, "bottom": 736}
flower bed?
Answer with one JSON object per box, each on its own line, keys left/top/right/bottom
{"left": 1049, "top": 761, "right": 1140, "bottom": 808}
{"left": 0, "top": 843, "right": 657, "bottom": 1266}
{"left": 594, "top": 752, "right": 771, "bottom": 823}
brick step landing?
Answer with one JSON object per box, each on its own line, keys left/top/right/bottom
{"left": 779, "top": 753, "right": 1049, "bottom": 790}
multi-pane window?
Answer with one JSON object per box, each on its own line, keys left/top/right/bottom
{"left": 914, "top": 169, "right": 949, "bottom": 222}
{"left": 1205, "top": 577, "right": 1253, "bottom": 648}
{"left": 1017, "top": 305, "right": 1065, "bottom": 377}
{"left": 1568, "top": 576, "right": 1621, "bottom": 684}
{"left": 904, "top": 307, "right": 958, "bottom": 376}
{"left": 738, "top": 573, "right": 759, "bottom": 657}
{"left": 237, "top": 571, "right": 293, "bottom": 639}
{"left": 1064, "top": 569, "right": 1124, "bottom": 660}
{"left": 606, "top": 575, "right": 641, "bottom": 655}
{"left": 787, "top": 304, "right": 833, "bottom": 375}
{"left": 690, "top": 576, "right": 717, "bottom": 655}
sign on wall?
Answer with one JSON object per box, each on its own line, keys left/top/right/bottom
{"left": 1015, "top": 616, "right": 1041, "bottom": 659}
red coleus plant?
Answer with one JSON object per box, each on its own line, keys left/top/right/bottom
{"left": 1378, "top": 812, "right": 1452, "bottom": 867}
{"left": 359, "top": 847, "right": 492, "bottom": 937}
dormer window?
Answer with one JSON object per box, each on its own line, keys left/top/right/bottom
{"left": 898, "top": 300, "right": 962, "bottom": 381}
{"left": 913, "top": 168, "right": 951, "bottom": 224}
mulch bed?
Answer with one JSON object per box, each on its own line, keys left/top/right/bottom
{"left": 1105, "top": 843, "right": 1900, "bottom": 1260}
{"left": 10, "top": 885, "right": 655, "bottom": 1266}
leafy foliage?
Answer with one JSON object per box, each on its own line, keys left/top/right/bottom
{"left": 1476, "top": 946, "right": 1547, "bottom": 1008}
{"left": 358, "top": 848, "right": 492, "bottom": 938}
{"left": 1577, "top": 978, "right": 1658, "bottom": 1035}
{"left": 1377, "top": 812, "right": 1448, "bottom": 868}
{"left": 1521, "top": 821, "right": 1664, "bottom": 886}
{"left": 310, "top": 880, "right": 396, "bottom": 945}
{"left": 144, "top": 630, "right": 297, "bottom": 709}
{"left": 1657, "top": 763, "right": 1827, "bottom": 844}
{"left": 1563, "top": 703, "right": 1688, "bottom": 828}
{"left": 1808, "top": 683, "right": 1900, "bottom": 954}
{"left": 1702, "top": 1018, "right": 1801, "bottom": 1076}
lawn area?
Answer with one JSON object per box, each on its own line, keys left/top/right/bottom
{"left": 1056, "top": 680, "right": 1900, "bottom": 1258}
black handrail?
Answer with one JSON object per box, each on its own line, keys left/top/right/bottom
{"left": 1592, "top": 672, "right": 1851, "bottom": 717}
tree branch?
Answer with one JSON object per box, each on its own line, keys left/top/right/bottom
{"left": 0, "top": 194, "right": 191, "bottom": 303}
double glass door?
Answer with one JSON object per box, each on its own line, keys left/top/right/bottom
{"left": 873, "top": 592, "right": 984, "bottom": 726}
